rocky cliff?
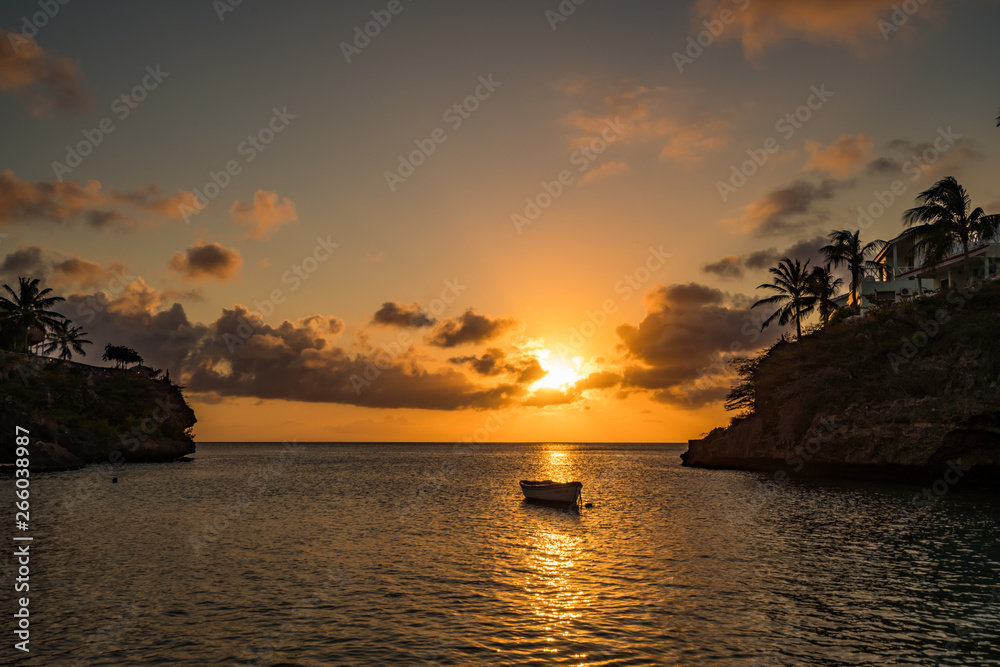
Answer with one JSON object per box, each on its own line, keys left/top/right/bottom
{"left": 683, "top": 279, "right": 1000, "bottom": 486}
{"left": 1, "top": 351, "right": 196, "bottom": 471}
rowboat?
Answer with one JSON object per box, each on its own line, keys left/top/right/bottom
{"left": 519, "top": 480, "right": 583, "bottom": 504}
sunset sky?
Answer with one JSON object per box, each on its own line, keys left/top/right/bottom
{"left": 2, "top": 0, "right": 999, "bottom": 442}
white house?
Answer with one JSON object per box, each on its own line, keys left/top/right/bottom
{"left": 833, "top": 232, "right": 1000, "bottom": 311}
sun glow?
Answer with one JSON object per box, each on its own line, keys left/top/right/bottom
{"left": 531, "top": 349, "right": 583, "bottom": 391}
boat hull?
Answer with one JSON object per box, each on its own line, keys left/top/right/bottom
{"left": 519, "top": 480, "right": 582, "bottom": 504}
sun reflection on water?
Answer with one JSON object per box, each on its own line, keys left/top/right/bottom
{"left": 524, "top": 529, "right": 587, "bottom": 638}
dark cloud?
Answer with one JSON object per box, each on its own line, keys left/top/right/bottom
{"left": 448, "top": 348, "right": 549, "bottom": 387}
{"left": 372, "top": 301, "right": 436, "bottom": 328}
{"left": 168, "top": 242, "right": 242, "bottom": 282}
{"left": 574, "top": 371, "right": 621, "bottom": 391}
{"left": 866, "top": 157, "right": 901, "bottom": 175}
{"left": 703, "top": 255, "right": 743, "bottom": 279}
{"left": 737, "top": 179, "right": 852, "bottom": 237}
{"left": 883, "top": 136, "right": 983, "bottom": 179}
{"left": 0, "top": 246, "right": 47, "bottom": 281}
{"left": 428, "top": 310, "right": 517, "bottom": 347}
{"left": 184, "top": 306, "right": 525, "bottom": 410}
{"left": 449, "top": 347, "right": 506, "bottom": 375}
{"left": 58, "top": 287, "right": 519, "bottom": 410}
{"left": 0, "top": 247, "right": 138, "bottom": 295}
{"left": 705, "top": 236, "right": 829, "bottom": 280}
{"left": 744, "top": 247, "right": 781, "bottom": 270}
{"left": 59, "top": 281, "right": 207, "bottom": 372}
{"left": 616, "top": 283, "right": 777, "bottom": 408}
{"left": 515, "top": 357, "right": 547, "bottom": 385}
{"left": 0, "top": 28, "right": 88, "bottom": 117}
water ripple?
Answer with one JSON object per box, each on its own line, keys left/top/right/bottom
{"left": 7, "top": 442, "right": 1000, "bottom": 665}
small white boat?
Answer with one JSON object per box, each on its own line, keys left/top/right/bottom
{"left": 519, "top": 480, "right": 583, "bottom": 504}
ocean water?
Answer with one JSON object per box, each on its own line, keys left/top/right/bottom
{"left": 6, "top": 442, "right": 1000, "bottom": 666}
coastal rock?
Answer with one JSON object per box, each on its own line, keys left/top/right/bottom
{"left": 28, "top": 441, "right": 85, "bottom": 471}
{"left": 683, "top": 280, "right": 1000, "bottom": 485}
{"left": 0, "top": 351, "right": 197, "bottom": 472}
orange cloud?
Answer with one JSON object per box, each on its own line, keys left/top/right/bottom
{"left": 52, "top": 257, "right": 129, "bottom": 290}
{"left": 694, "top": 0, "right": 942, "bottom": 57}
{"left": 659, "top": 120, "right": 730, "bottom": 164}
{"left": 229, "top": 190, "right": 298, "bottom": 239}
{"left": 804, "top": 133, "right": 874, "bottom": 177}
{"left": 560, "top": 79, "right": 729, "bottom": 164}
{"left": 580, "top": 160, "right": 630, "bottom": 185}
{"left": 168, "top": 241, "right": 243, "bottom": 282}
{"left": 0, "top": 170, "right": 198, "bottom": 229}
{"left": 0, "top": 28, "right": 87, "bottom": 116}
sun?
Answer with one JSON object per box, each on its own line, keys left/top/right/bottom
{"left": 531, "top": 349, "right": 583, "bottom": 391}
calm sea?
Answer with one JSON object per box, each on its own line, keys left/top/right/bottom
{"left": 7, "top": 442, "right": 1000, "bottom": 665}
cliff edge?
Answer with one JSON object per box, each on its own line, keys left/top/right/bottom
{"left": 1, "top": 352, "right": 196, "bottom": 471}
{"left": 683, "top": 279, "right": 1000, "bottom": 485}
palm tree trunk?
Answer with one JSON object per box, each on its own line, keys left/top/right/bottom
{"left": 853, "top": 266, "right": 861, "bottom": 315}
{"left": 963, "top": 241, "right": 971, "bottom": 285}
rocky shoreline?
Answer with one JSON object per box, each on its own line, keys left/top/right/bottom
{"left": 682, "top": 280, "right": 1000, "bottom": 488}
{"left": 1, "top": 352, "right": 197, "bottom": 471}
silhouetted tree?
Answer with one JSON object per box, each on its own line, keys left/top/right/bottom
{"left": 821, "top": 230, "right": 886, "bottom": 316}
{"left": 44, "top": 320, "right": 93, "bottom": 360}
{"left": 903, "top": 177, "right": 1000, "bottom": 285}
{"left": 0, "top": 277, "right": 66, "bottom": 352}
{"left": 752, "top": 258, "right": 817, "bottom": 340}
{"left": 102, "top": 344, "right": 143, "bottom": 369}
{"left": 808, "top": 265, "right": 844, "bottom": 325}
{"left": 724, "top": 355, "right": 760, "bottom": 417}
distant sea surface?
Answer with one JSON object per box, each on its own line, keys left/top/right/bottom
{"left": 10, "top": 442, "right": 1000, "bottom": 665}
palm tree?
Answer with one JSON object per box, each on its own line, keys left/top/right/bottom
{"left": 752, "top": 258, "right": 818, "bottom": 340}
{"left": 902, "top": 176, "right": 1000, "bottom": 285}
{"left": 821, "top": 230, "right": 887, "bottom": 315}
{"left": 43, "top": 320, "right": 93, "bottom": 361}
{"left": 808, "top": 265, "right": 844, "bottom": 325}
{"left": 0, "top": 277, "right": 66, "bottom": 353}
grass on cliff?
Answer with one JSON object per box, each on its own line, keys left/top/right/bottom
{"left": 0, "top": 353, "right": 193, "bottom": 447}
{"left": 736, "top": 278, "right": 1000, "bottom": 435}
